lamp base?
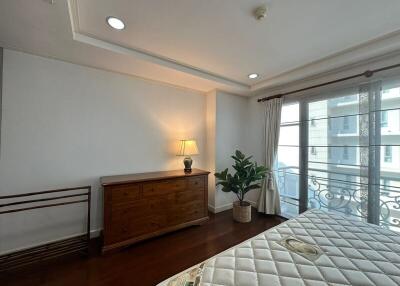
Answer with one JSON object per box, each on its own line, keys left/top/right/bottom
{"left": 183, "top": 156, "right": 193, "bottom": 173}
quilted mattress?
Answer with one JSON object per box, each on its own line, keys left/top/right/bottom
{"left": 158, "top": 209, "right": 400, "bottom": 286}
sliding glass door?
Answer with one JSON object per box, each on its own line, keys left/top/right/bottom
{"left": 379, "top": 84, "right": 400, "bottom": 230}
{"left": 277, "top": 80, "right": 400, "bottom": 232}
{"left": 307, "top": 89, "right": 367, "bottom": 222}
{"left": 276, "top": 103, "right": 300, "bottom": 217}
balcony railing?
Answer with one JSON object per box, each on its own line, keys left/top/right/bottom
{"left": 276, "top": 166, "right": 400, "bottom": 231}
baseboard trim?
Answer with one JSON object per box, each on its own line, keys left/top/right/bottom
{"left": 90, "top": 228, "right": 102, "bottom": 238}
{"left": 215, "top": 203, "right": 234, "bottom": 213}
{"left": 208, "top": 200, "right": 259, "bottom": 214}
{"left": 0, "top": 228, "right": 103, "bottom": 256}
{"left": 208, "top": 204, "right": 216, "bottom": 213}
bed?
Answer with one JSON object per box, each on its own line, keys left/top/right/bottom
{"left": 158, "top": 209, "right": 400, "bottom": 286}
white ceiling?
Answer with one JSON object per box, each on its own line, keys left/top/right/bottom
{"left": 1, "top": 0, "right": 400, "bottom": 95}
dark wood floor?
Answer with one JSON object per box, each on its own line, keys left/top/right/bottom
{"left": 0, "top": 209, "right": 285, "bottom": 286}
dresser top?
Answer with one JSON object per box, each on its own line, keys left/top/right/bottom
{"left": 100, "top": 168, "right": 210, "bottom": 186}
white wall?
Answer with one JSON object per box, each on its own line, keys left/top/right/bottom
{"left": 244, "top": 96, "right": 266, "bottom": 204}
{"left": 246, "top": 96, "right": 265, "bottom": 166}
{"left": 206, "top": 90, "right": 263, "bottom": 212}
{"left": 0, "top": 49, "right": 265, "bottom": 254}
{"left": 209, "top": 90, "right": 260, "bottom": 212}
{"left": 0, "top": 49, "right": 207, "bottom": 254}
{"left": 205, "top": 90, "right": 216, "bottom": 209}
{"left": 215, "top": 91, "right": 248, "bottom": 210}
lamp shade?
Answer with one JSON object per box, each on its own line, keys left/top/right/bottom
{"left": 177, "top": 139, "right": 199, "bottom": 156}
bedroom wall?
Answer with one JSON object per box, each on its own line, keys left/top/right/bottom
{"left": 246, "top": 97, "right": 265, "bottom": 164}
{"left": 244, "top": 96, "right": 265, "bottom": 204}
{"left": 0, "top": 49, "right": 208, "bottom": 254}
{"left": 0, "top": 49, "right": 266, "bottom": 253}
{"left": 205, "top": 90, "right": 216, "bottom": 209}
{"left": 215, "top": 91, "right": 249, "bottom": 210}
{"left": 206, "top": 90, "right": 256, "bottom": 213}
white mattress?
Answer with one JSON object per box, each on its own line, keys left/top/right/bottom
{"left": 158, "top": 209, "right": 400, "bottom": 286}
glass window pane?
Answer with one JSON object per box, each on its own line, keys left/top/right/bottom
{"left": 277, "top": 146, "right": 299, "bottom": 169}
{"left": 278, "top": 103, "right": 299, "bottom": 218}
{"left": 380, "top": 85, "right": 400, "bottom": 232}
{"left": 380, "top": 109, "right": 400, "bottom": 141}
{"left": 307, "top": 96, "right": 365, "bottom": 222}
{"left": 281, "top": 103, "right": 299, "bottom": 124}
{"left": 381, "top": 86, "right": 400, "bottom": 103}
{"left": 278, "top": 126, "right": 299, "bottom": 146}
{"left": 309, "top": 115, "right": 360, "bottom": 146}
{"left": 309, "top": 93, "right": 359, "bottom": 120}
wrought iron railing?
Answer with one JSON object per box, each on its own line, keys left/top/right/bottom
{"left": 275, "top": 166, "right": 400, "bottom": 231}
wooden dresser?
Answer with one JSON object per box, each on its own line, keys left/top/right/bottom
{"left": 101, "top": 169, "right": 210, "bottom": 253}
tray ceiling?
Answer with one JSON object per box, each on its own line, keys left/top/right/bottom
{"left": 1, "top": 0, "right": 400, "bottom": 94}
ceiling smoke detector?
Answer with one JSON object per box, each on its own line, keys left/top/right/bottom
{"left": 254, "top": 5, "right": 267, "bottom": 20}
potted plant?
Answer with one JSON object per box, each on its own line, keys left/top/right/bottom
{"left": 215, "top": 150, "right": 268, "bottom": 223}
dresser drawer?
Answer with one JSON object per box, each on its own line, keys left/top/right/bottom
{"left": 185, "top": 201, "right": 205, "bottom": 220}
{"left": 108, "top": 213, "right": 168, "bottom": 244}
{"left": 111, "top": 200, "right": 146, "bottom": 222}
{"left": 108, "top": 218, "right": 148, "bottom": 243}
{"left": 173, "top": 190, "right": 204, "bottom": 204}
{"left": 147, "top": 195, "right": 173, "bottom": 210}
{"left": 108, "top": 202, "right": 151, "bottom": 243}
{"left": 143, "top": 179, "right": 186, "bottom": 197}
{"left": 147, "top": 214, "right": 168, "bottom": 232}
{"left": 168, "top": 201, "right": 205, "bottom": 224}
{"left": 110, "top": 197, "right": 170, "bottom": 225}
{"left": 187, "top": 176, "right": 205, "bottom": 191}
{"left": 111, "top": 184, "right": 141, "bottom": 204}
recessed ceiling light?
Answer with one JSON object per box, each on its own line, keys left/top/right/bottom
{"left": 248, "top": 73, "right": 259, "bottom": 79}
{"left": 106, "top": 16, "right": 125, "bottom": 30}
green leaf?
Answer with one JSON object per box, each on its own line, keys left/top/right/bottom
{"left": 235, "top": 150, "right": 245, "bottom": 160}
{"left": 245, "top": 184, "right": 261, "bottom": 192}
{"left": 244, "top": 156, "right": 253, "bottom": 161}
{"left": 221, "top": 186, "right": 231, "bottom": 192}
{"left": 214, "top": 150, "right": 268, "bottom": 202}
{"left": 231, "top": 155, "right": 240, "bottom": 162}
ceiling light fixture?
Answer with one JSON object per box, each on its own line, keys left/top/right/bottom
{"left": 106, "top": 16, "right": 125, "bottom": 30}
{"left": 248, "top": 73, "right": 259, "bottom": 79}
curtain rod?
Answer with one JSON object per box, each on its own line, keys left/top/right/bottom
{"left": 257, "top": 62, "right": 400, "bottom": 102}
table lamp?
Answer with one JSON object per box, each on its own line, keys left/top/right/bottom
{"left": 177, "top": 139, "right": 199, "bottom": 173}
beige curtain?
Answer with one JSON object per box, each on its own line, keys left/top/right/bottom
{"left": 257, "top": 97, "right": 283, "bottom": 215}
